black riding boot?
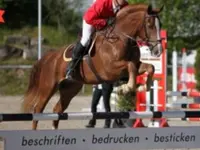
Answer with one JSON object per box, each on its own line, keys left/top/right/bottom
{"left": 66, "top": 42, "right": 85, "bottom": 80}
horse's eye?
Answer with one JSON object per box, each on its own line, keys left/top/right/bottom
{"left": 147, "top": 17, "right": 154, "bottom": 28}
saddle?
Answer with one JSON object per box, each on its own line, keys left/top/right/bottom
{"left": 63, "top": 17, "right": 117, "bottom": 62}
{"left": 63, "top": 31, "right": 103, "bottom": 82}
{"left": 63, "top": 35, "right": 96, "bottom": 62}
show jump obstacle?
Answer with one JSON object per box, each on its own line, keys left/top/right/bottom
{"left": 1, "top": 111, "right": 200, "bottom": 121}
{"left": 134, "top": 29, "right": 167, "bottom": 127}
{"left": 135, "top": 29, "right": 200, "bottom": 127}
{"left": 1, "top": 111, "right": 200, "bottom": 150}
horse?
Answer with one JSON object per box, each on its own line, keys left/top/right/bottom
{"left": 22, "top": 4, "right": 163, "bottom": 130}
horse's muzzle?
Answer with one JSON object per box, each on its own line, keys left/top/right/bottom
{"left": 150, "top": 42, "right": 162, "bottom": 57}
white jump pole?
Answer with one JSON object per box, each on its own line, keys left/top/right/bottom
{"left": 38, "top": 0, "right": 42, "bottom": 60}
{"left": 148, "top": 80, "right": 160, "bottom": 127}
{"left": 153, "top": 80, "right": 159, "bottom": 111}
{"left": 172, "top": 50, "right": 178, "bottom": 102}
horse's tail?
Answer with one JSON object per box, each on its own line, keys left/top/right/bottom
{"left": 21, "top": 60, "right": 42, "bottom": 113}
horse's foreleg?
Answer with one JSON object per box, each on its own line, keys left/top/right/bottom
{"left": 137, "top": 62, "right": 155, "bottom": 91}
{"left": 116, "top": 62, "right": 137, "bottom": 94}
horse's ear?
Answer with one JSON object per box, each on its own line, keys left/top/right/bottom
{"left": 148, "top": 5, "right": 164, "bottom": 15}
{"left": 147, "top": 4, "right": 153, "bottom": 14}
{"left": 152, "top": 5, "right": 164, "bottom": 14}
{"left": 158, "top": 5, "right": 164, "bottom": 13}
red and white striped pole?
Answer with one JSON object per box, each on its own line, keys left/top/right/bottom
{"left": 181, "top": 48, "right": 187, "bottom": 91}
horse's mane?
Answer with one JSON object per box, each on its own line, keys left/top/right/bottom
{"left": 95, "top": 4, "right": 150, "bottom": 43}
{"left": 117, "top": 3, "right": 149, "bottom": 18}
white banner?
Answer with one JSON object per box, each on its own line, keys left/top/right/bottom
{"left": 140, "top": 46, "right": 163, "bottom": 74}
{"left": 0, "top": 127, "right": 200, "bottom": 150}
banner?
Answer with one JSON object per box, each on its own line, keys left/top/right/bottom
{"left": 0, "top": 127, "right": 200, "bottom": 150}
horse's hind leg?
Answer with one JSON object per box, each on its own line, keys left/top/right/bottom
{"left": 52, "top": 82, "right": 83, "bottom": 129}
{"left": 32, "top": 85, "right": 57, "bottom": 130}
{"left": 137, "top": 62, "right": 155, "bottom": 91}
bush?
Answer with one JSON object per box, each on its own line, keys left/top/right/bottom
{"left": 116, "top": 92, "right": 135, "bottom": 111}
{"left": 113, "top": 88, "right": 136, "bottom": 128}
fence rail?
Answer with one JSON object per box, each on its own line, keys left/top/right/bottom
{"left": 0, "top": 65, "right": 32, "bottom": 69}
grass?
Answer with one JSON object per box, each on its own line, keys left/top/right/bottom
{"left": 0, "top": 25, "right": 82, "bottom": 95}
{"left": 0, "top": 25, "right": 77, "bottom": 48}
{"left": 0, "top": 69, "right": 31, "bottom": 95}
{"left": 0, "top": 58, "right": 35, "bottom": 65}
{"left": 0, "top": 68, "right": 93, "bottom": 96}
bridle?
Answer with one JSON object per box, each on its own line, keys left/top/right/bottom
{"left": 138, "top": 11, "right": 162, "bottom": 52}
{"left": 100, "top": 6, "right": 162, "bottom": 55}
{"left": 120, "top": 11, "right": 163, "bottom": 54}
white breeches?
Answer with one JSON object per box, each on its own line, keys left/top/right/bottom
{"left": 80, "top": 20, "right": 95, "bottom": 47}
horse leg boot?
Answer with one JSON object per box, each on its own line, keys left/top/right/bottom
{"left": 66, "top": 41, "right": 85, "bottom": 80}
{"left": 116, "top": 62, "right": 137, "bottom": 94}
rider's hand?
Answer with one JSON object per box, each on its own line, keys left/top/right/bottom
{"left": 106, "top": 17, "right": 115, "bottom": 26}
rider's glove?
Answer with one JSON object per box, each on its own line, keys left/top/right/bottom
{"left": 106, "top": 17, "right": 115, "bottom": 26}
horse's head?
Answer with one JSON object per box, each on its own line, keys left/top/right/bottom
{"left": 116, "top": 4, "right": 164, "bottom": 57}
{"left": 140, "top": 5, "right": 164, "bottom": 57}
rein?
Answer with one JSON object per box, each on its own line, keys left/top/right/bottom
{"left": 120, "top": 12, "right": 162, "bottom": 53}
{"left": 99, "top": 11, "right": 162, "bottom": 52}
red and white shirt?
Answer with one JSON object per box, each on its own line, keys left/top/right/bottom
{"left": 83, "top": 0, "right": 128, "bottom": 30}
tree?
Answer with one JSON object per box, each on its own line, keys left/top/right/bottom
{"left": 156, "top": 0, "right": 200, "bottom": 51}
{"left": 1, "top": 0, "right": 38, "bottom": 28}
{"left": 0, "top": 0, "right": 82, "bottom": 34}
{"left": 0, "top": 0, "right": 4, "bottom": 8}
{"left": 42, "top": 0, "right": 83, "bottom": 33}
{"left": 128, "top": 0, "right": 200, "bottom": 51}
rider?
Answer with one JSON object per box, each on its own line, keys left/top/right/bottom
{"left": 65, "top": 0, "right": 129, "bottom": 80}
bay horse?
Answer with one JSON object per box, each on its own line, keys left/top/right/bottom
{"left": 22, "top": 4, "right": 163, "bottom": 130}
